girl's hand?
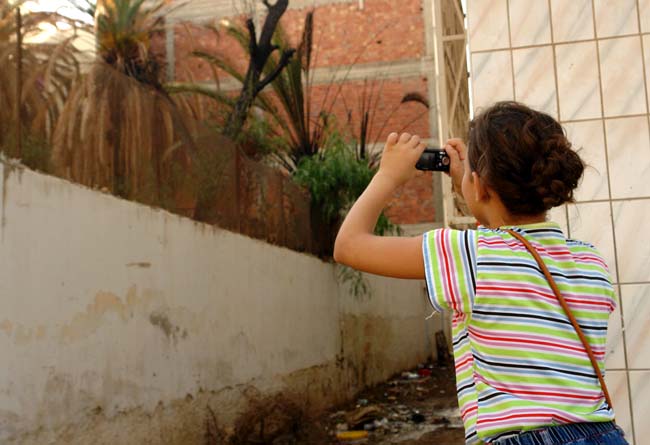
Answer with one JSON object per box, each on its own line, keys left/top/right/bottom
{"left": 444, "top": 138, "right": 466, "bottom": 193}
{"left": 378, "top": 132, "right": 427, "bottom": 188}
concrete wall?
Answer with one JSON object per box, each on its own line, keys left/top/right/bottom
{"left": 466, "top": 1, "right": 650, "bottom": 443}
{"left": 0, "top": 161, "right": 440, "bottom": 444}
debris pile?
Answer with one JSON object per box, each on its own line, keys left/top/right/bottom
{"left": 324, "top": 363, "right": 464, "bottom": 444}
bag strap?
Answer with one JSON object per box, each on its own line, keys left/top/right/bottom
{"left": 505, "top": 229, "right": 614, "bottom": 409}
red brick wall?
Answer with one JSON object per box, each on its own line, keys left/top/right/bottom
{"left": 280, "top": 0, "right": 426, "bottom": 68}
{"left": 307, "top": 78, "right": 431, "bottom": 142}
{"left": 385, "top": 172, "right": 436, "bottom": 224}
{"left": 171, "top": 0, "right": 437, "bottom": 225}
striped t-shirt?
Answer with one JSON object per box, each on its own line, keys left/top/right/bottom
{"left": 422, "top": 222, "right": 616, "bottom": 444}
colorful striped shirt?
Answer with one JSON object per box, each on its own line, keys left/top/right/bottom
{"left": 422, "top": 222, "right": 616, "bottom": 444}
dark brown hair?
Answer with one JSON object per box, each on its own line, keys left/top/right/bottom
{"left": 467, "top": 101, "right": 584, "bottom": 216}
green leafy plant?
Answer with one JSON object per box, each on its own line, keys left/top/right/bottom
{"left": 293, "top": 130, "right": 398, "bottom": 235}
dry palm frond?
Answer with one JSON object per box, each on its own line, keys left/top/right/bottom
{"left": 52, "top": 0, "right": 208, "bottom": 208}
{"left": 52, "top": 62, "right": 201, "bottom": 206}
{"left": 0, "top": 0, "right": 84, "bottom": 170}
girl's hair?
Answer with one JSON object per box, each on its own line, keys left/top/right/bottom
{"left": 467, "top": 101, "right": 584, "bottom": 215}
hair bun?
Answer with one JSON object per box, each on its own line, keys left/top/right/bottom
{"left": 530, "top": 132, "right": 584, "bottom": 211}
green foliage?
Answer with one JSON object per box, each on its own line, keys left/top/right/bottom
{"left": 337, "top": 265, "right": 370, "bottom": 300}
{"left": 293, "top": 131, "right": 400, "bottom": 236}
{"left": 95, "top": 0, "right": 166, "bottom": 85}
{"left": 293, "top": 132, "right": 371, "bottom": 223}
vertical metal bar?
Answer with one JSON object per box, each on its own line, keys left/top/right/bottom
{"left": 165, "top": 19, "right": 176, "bottom": 82}
{"left": 15, "top": 7, "right": 23, "bottom": 158}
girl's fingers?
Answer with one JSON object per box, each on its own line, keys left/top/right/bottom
{"left": 444, "top": 144, "right": 460, "bottom": 162}
{"left": 399, "top": 132, "right": 412, "bottom": 144}
{"left": 445, "top": 138, "right": 467, "bottom": 160}
{"left": 407, "top": 135, "right": 421, "bottom": 149}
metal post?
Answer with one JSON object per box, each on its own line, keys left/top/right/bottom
{"left": 15, "top": 7, "right": 23, "bottom": 158}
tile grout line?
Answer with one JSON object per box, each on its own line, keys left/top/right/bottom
{"left": 591, "top": 1, "right": 636, "bottom": 440}
{"left": 547, "top": 0, "right": 561, "bottom": 120}
{"left": 547, "top": 0, "right": 569, "bottom": 234}
{"left": 613, "top": 281, "right": 650, "bottom": 286}
{"left": 574, "top": 196, "right": 650, "bottom": 204}
{"left": 561, "top": 113, "right": 650, "bottom": 124}
{"left": 635, "top": 0, "right": 650, "bottom": 221}
{"left": 505, "top": 0, "right": 516, "bottom": 101}
{"left": 606, "top": 368, "right": 650, "bottom": 372}
{"left": 469, "top": 31, "right": 650, "bottom": 54}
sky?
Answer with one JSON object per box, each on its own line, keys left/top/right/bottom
{"left": 19, "top": 0, "right": 94, "bottom": 47}
{"left": 23, "top": 0, "right": 93, "bottom": 23}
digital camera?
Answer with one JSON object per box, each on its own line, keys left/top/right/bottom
{"left": 415, "top": 148, "right": 450, "bottom": 172}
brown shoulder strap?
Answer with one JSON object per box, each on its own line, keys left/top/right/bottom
{"left": 505, "top": 229, "right": 614, "bottom": 410}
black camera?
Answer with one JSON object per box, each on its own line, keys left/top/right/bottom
{"left": 416, "top": 148, "right": 450, "bottom": 172}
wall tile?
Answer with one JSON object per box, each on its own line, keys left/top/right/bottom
{"left": 550, "top": 0, "right": 594, "bottom": 43}
{"left": 606, "top": 371, "right": 634, "bottom": 445}
{"left": 567, "top": 202, "right": 617, "bottom": 283}
{"left": 548, "top": 205, "right": 568, "bottom": 236}
{"left": 564, "top": 120, "right": 609, "bottom": 202}
{"left": 612, "top": 199, "right": 650, "bottom": 283}
{"left": 555, "top": 41, "right": 601, "bottom": 121}
{"left": 621, "top": 284, "right": 650, "bottom": 369}
{"left": 508, "top": 0, "right": 551, "bottom": 47}
{"left": 467, "top": 0, "right": 510, "bottom": 52}
{"left": 599, "top": 37, "right": 647, "bottom": 118}
{"left": 512, "top": 46, "right": 557, "bottom": 117}
{"left": 605, "top": 116, "right": 650, "bottom": 199}
{"left": 606, "top": 291, "right": 626, "bottom": 370}
{"left": 593, "top": 0, "right": 639, "bottom": 38}
{"left": 641, "top": 0, "right": 650, "bottom": 33}
{"left": 630, "top": 371, "right": 650, "bottom": 443}
{"left": 471, "top": 50, "right": 514, "bottom": 112}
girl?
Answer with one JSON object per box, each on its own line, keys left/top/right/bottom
{"left": 334, "top": 101, "right": 628, "bottom": 445}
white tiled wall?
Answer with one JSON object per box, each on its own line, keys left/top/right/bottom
{"left": 466, "top": 1, "right": 650, "bottom": 443}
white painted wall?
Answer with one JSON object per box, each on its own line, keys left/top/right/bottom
{"left": 0, "top": 162, "right": 440, "bottom": 443}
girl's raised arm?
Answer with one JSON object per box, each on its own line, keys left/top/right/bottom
{"left": 333, "top": 133, "right": 427, "bottom": 279}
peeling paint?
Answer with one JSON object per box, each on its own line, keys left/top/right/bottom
{"left": 59, "top": 286, "right": 157, "bottom": 343}
{"left": 0, "top": 320, "right": 46, "bottom": 344}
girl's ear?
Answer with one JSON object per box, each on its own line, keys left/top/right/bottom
{"left": 471, "top": 171, "right": 490, "bottom": 202}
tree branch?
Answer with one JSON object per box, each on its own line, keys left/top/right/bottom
{"left": 258, "top": 0, "right": 288, "bottom": 52}
{"left": 256, "top": 48, "right": 296, "bottom": 94}
{"left": 245, "top": 18, "right": 257, "bottom": 56}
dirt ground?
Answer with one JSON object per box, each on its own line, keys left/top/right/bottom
{"left": 296, "top": 364, "right": 465, "bottom": 445}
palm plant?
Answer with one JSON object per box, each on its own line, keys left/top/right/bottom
{"left": 0, "top": 0, "right": 81, "bottom": 170}
{"left": 52, "top": 0, "right": 202, "bottom": 206}
{"left": 174, "top": 11, "right": 429, "bottom": 174}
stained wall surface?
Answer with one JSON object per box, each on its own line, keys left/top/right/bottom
{"left": 466, "top": 1, "right": 650, "bottom": 443}
{"left": 0, "top": 163, "right": 439, "bottom": 443}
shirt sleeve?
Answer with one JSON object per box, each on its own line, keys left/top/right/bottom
{"left": 422, "top": 229, "right": 477, "bottom": 315}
